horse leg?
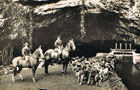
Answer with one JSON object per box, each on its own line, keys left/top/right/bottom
{"left": 32, "top": 66, "right": 37, "bottom": 83}
{"left": 44, "top": 59, "right": 50, "bottom": 75}
{"left": 17, "top": 67, "right": 23, "bottom": 81}
{"left": 63, "top": 63, "right": 68, "bottom": 75}
{"left": 12, "top": 67, "right": 18, "bottom": 82}
{"left": 65, "top": 63, "right": 68, "bottom": 74}
{"left": 12, "top": 70, "right": 16, "bottom": 82}
{"left": 62, "top": 64, "right": 65, "bottom": 76}
{"left": 62, "top": 63, "right": 67, "bottom": 76}
{"left": 18, "top": 73, "right": 24, "bottom": 81}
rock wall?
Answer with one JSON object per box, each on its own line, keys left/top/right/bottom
{"left": 0, "top": 0, "right": 140, "bottom": 64}
{"left": 0, "top": 0, "right": 33, "bottom": 65}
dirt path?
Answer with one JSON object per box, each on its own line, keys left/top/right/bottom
{"left": 0, "top": 65, "right": 110, "bottom": 90}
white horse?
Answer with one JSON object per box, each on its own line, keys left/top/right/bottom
{"left": 12, "top": 46, "right": 44, "bottom": 83}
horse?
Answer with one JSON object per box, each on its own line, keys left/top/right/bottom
{"left": 44, "top": 39, "right": 76, "bottom": 76}
{"left": 12, "top": 46, "right": 44, "bottom": 83}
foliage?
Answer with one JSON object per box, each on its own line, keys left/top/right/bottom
{"left": 0, "top": 0, "right": 33, "bottom": 48}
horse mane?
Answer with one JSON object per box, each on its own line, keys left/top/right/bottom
{"left": 64, "top": 41, "right": 70, "bottom": 51}
{"left": 64, "top": 40, "right": 76, "bottom": 51}
{"left": 32, "top": 48, "right": 39, "bottom": 58}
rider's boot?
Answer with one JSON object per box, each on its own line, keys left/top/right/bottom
{"left": 57, "top": 55, "right": 61, "bottom": 64}
{"left": 26, "top": 60, "right": 31, "bottom": 68}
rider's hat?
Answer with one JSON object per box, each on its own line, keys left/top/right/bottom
{"left": 39, "top": 45, "right": 41, "bottom": 48}
{"left": 25, "top": 42, "right": 28, "bottom": 46}
{"left": 57, "top": 35, "right": 61, "bottom": 38}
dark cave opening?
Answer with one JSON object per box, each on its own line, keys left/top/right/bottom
{"left": 32, "top": 7, "right": 122, "bottom": 57}
{"left": 11, "top": 7, "right": 140, "bottom": 58}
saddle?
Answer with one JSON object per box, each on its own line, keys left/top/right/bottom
{"left": 22, "top": 56, "right": 32, "bottom": 68}
{"left": 21, "top": 57, "right": 25, "bottom": 60}
{"left": 22, "top": 56, "right": 28, "bottom": 60}
{"left": 54, "top": 50, "right": 59, "bottom": 53}
{"left": 54, "top": 48, "right": 60, "bottom": 53}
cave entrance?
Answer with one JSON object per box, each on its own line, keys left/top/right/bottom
{"left": 32, "top": 27, "right": 58, "bottom": 53}
{"left": 32, "top": 8, "right": 121, "bottom": 57}
{"left": 32, "top": 7, "right": 81, "bottom": 53}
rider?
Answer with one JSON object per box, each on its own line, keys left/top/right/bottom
{"left": 54, "top": 35, "right": 63, "bottom": 61}
{"left": 22, "top": 42, "right": 31, "bottom": 67}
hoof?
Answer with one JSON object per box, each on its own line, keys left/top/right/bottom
{"left": 97, "top": 85, "right": 101, "bottom": 87}
{"left": 63, "top": 74, "right": 66, "bottom": 77}
{"left": 12, "top": 80, "right": 15, "bottom": 82}
{"left": 87, "top": 82, "right": 90, "bottom": 85}
{"left": 80, "top": 82, "right": 82, "bottom": 86}
{"left": 95, "top": 84, "right": 98, "bottom": 86}
{"left": 21, "top": 78, "right": 24, "bottom": 81}
{"left": 32, "top": 78, "right": 36, "bottom": 83}
{"left": 12, "top": 78, "right": 15, "bottom": 82}
{"left": 44, "top": 73, "right": 49, "bottom": 76}
{"left": 96, "top": 84, "right": 100, "bottom": 87}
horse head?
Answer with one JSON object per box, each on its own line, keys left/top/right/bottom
{"left": 33, "top": 46, "right": 44, "bottom": 59}
{"left": 65, "top": 39, "right": 76, "bottom": 52}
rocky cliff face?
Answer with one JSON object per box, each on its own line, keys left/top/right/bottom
{"left": 0, "top": 0, "right": 33, "bottom": 49}
{"left": 34, "top": 0, "right": 140, "bottom": 41}
{"left": 32, "top": 0, "right": 140, "bottom": 56}
{"left": 0, "top": 0, "right": 140, "bottom": 59}
{"left": 0, "top": 0, "right": 34, "bottom": 64}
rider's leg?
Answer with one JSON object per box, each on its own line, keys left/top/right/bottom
{"left": 58, "top": 50, "right": 61, "bottom": 61}
{"left": 25, "top": 56, "right": 31, "bottom": 67}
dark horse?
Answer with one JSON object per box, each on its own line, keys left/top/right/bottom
{"left": 44, "top": 39, "right": 76, "bottom": 75}
{"left": 12, "top": 46, "right": 44, "bottom": 83}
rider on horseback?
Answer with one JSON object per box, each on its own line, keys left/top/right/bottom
{"left": 54, "top": 35, "right": 63, "bottom": 61}
{"left": 22, "top": 42, "right": 31, "bottom": 67}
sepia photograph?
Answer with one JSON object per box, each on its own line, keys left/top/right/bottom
{"left": 0, "top": 0, "right": 140, "bottom": 90}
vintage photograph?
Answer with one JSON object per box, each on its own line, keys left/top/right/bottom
{"left": 0, "top": 0, "right": 140, "bottom": 90}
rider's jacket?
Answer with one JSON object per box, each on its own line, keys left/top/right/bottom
{"left": 54, "top": 39, "right": 63, "bottom": 49}
{"left": 22, "top": 46, "right": 31, "bottom": 56}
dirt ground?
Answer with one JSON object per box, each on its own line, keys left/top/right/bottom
{"left": 0, "top": 65, "right": 110, "bottom": 90}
